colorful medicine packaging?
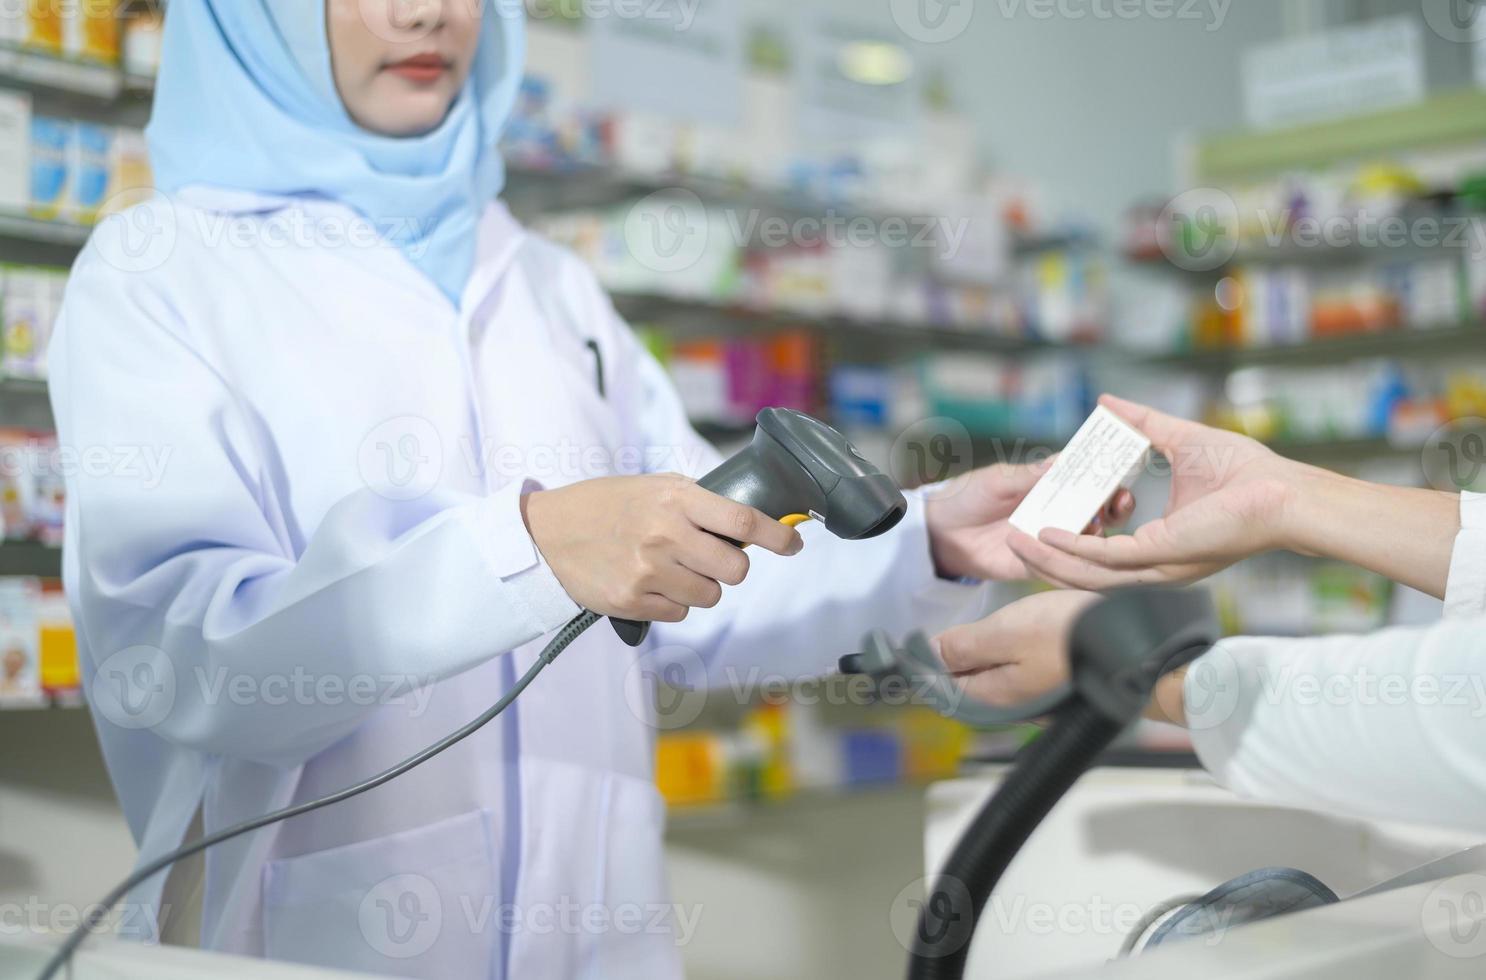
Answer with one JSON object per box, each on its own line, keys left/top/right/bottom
{"left": 0, "top": 1, "right": 119, "bottom": 63}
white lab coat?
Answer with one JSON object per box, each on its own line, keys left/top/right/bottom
{"left": 49, "top": 190, "right": 991, "bottom": 979}
{"left": 1186, "top": 491, "right": 1486, "bottom": 832}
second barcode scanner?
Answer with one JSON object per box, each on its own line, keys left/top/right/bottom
{"left": 609, "top": 408, "right": 908, "bottom": 647}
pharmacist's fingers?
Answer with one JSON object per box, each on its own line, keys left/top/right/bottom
{"left": 684, "top": 487, "right": 804, "bottom": 557}
{"left": 631, "top": 594, "right": 691, "bottom": 624}
{"left": 1103, "top": 489, "right": 1136, "bottom": 527}
{"left": 1098, "top": 394, "right": 1200, "bottom": 457}
{"left": 993, "top": 454, "right": 1058, "bottom": 498}
{"left": 1082, "top": 489, "right": 1135, "bottom": 534}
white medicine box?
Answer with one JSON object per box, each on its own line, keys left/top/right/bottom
{"left": 0, "top": 89, "right": 32, "bottom": 214}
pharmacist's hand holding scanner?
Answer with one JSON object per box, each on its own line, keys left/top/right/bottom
{"left": 1008, "top": 394, "right": 1461, "bottom": 598}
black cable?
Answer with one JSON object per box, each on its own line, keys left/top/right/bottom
{"left": 36, "top": 609, "right": 602, "bottom": 980}
{"left": 906, "top": 698, "right": 1125, "bottom": 980}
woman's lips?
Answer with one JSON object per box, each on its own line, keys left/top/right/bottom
{"left": 384, "top": 53, "right": 450, "bottom": 84}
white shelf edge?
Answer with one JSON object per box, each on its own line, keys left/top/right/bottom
{"left": 0, "top": 44, "right": 122, "bottom": 99}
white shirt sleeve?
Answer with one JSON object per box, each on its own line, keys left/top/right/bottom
{"left": 1184, "top": 489, "right": 1486, "bottom": 831}
{"left": 51, "top": 250, "right": 578, "bottom": 770}
{"left": 1444, "top": 491, "right": 1486, "bottom": 618}
{"left": 1185, "top": 617, "right": 1486, "bottom": 832}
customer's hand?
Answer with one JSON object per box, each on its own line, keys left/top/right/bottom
{"left": 932, "top": 590, "right": 1100, "bottom": 708}
{"left": 1006, "top": 395, "right": 1300, "bottom": 589}
{"left": 934, "top": 589, "right": 1190, "bottom": 724}
{"left": 925, "top": 459, "right": 1135, "bottom": 581}
{"left": 522, "top": 474, "right": 804, "bottom": 622}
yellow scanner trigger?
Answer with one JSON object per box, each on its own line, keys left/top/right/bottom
{"left": 780, "top": 514, "right": 813, "bottom": 528}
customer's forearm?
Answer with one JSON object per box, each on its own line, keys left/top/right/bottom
{"left": 1281, "top": 464, "right": 1459, "bottom": 599}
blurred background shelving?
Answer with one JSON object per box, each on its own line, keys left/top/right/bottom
{"left": 1, "top": 4, "right": 1484, "bottom": 978}
{"left": 1, "top": 1, "right": 1484, "bottom": 717}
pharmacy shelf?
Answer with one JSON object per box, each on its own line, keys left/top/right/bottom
{"left": 1194, "top": 90, "right": 1486, "bottom": 185}
{"left": 965, "top": 428, "right": 1429, "bottom": 468}
{"left": 1150, "top": 321, "right": 1486, "bottom": 371}
{"left": 0, "top": 688, "right": 84, "bottom": 711}
{"left": 0, "top": 540, "right": 62, "bottom": 578}
{"left": 665, "top": 780, "right": 931, "bottom": 833}
{"left": 507, "top": 162, "right": 933, "bottom": 227}
{"left": 505, "top": 162, "right": 1097, "bottom": 258}
{"left": 0, "top": 376, "right": 54, "bottom": 429}
{"left": 0, "top": 210, "right": 93, "bottom": 247}
{"left": 1267, "top": 436, "right": 1424, "bottom": 467}
{"left": 610, "top": 290, "right": 1089, "bottom": 355}
{"left": 0, "top": 44, "right": 122, "bottom": 99}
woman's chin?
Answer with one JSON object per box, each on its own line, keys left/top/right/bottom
{"left": 349, "top": 84, "right": 457, "bottom": 137}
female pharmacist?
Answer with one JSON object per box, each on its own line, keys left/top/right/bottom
{"left": 47, "top": 2, "right": 1129, "bottom": 977}
{"left": 937, "top": 395, "right": 1485, "bottom": 831}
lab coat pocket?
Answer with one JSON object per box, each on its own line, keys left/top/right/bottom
{"left": 262, "top": 808, "right": 501, "bottom": 979}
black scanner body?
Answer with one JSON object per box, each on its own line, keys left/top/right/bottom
{"left": 610, "top": 408, "right": 908, "bottom": 646}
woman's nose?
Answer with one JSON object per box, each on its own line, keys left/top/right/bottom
{"left": 386, "top": 0, "right": 446, "bottom": 33}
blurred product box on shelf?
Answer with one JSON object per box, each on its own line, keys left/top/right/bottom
{"left": 1212, "top": 555, "right": 1393, "bottom": 636}
{"left": 104, "top": 126, "right": 152, "bottom": 211}
{"left": 915, "top": 352, "right": 1090, "bottom": 443}
{"left": 1, "top": 265, "right": 66, "bottom": 379}
{"left": 536, "top": 199, "right": 742, "bottom": 301}
{"left": 0, "top": 576, "right": 41, "bottom": 704}
{"left": 829, "top": 365, "right": 893, "bottom": 429}
{"left": 1468, "top": 221, "right": 1486, "bottom": 320}
{"left": 655, "top": 733, "right": 725, "bottom": 808}
{"left": 0, "top": 0, "right": 118, "bottom": 63}
{"left": 28, "top": 115, "right": 68, "bottom": 220}
{"left": 0, "top": 428, "right": 65, "bottom": 546}
{"left": 1212, "top": 356, "right": 1486, "bottom": 448}
{"left": 503, "top": 75, "right": 606, "bottom": 171}
{"left": 1022, "top": 249, "right": 1107, "bottom": 344}
{"left": 37, "top": 582, "right": 77, "bottom": 691}
{"left": 68, "top": 121, "right": 111, "bottom": 223}
{"left": 63, "top": 0, "right": 119, "bottom": 65}
{"left": 1188, "top": 257, "right": 1476, "bottom": 353}
{"left": 15, "top": 0, "right": 61, "bottom": 55}
{"left": 645, "top": 329, "right": 818, "bottom": 428}
{"left": 841, "top": 729, "right": 901, "bottom": 786}
{"left": 0, "top": 577, "right": 77, "bottom": 705}
{"left": 0, "top": 89, "right": 30, "bottom": 213}
{"left": 652, "top": 696, "right": 970, "bottom": 811}
{"left": 121, "top": 4, "right": 164, "bottom": 78}
{"left": 18, "top": 119, "right": 151, "bottom": 225}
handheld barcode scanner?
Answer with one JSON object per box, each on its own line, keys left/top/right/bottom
{"left": 610, "top": 407, "right": 908, "bottom": 646}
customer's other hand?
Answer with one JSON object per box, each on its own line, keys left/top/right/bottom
{"left": 932, "top": 590, "right": 1100, "bottom": 708}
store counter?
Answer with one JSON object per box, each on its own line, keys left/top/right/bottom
{"left": 0, "top": 937, "right": 381, "bottom": 980}
{"left": 925, "top": 767, "right": 1483, "bottom": 980}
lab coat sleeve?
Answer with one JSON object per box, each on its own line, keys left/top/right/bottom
{"left": 1443, "top": 491, "right": 1486, "bottom": 618}
{"left": 1183, "top": 617, "right": 1486, "bottom": 833}
{"left": 49, "top": 250, "right": 580, "bottom": 769}
{"left": 620, "top": 322, "right": 994, "bottom": 684}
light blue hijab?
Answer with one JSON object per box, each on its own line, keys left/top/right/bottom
{"left": 146, "top": 0, "right": 525, "bottom": 305}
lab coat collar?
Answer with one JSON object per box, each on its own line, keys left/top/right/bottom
{"left": 170, "top": 184, "right": 529, "bottom": 317}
